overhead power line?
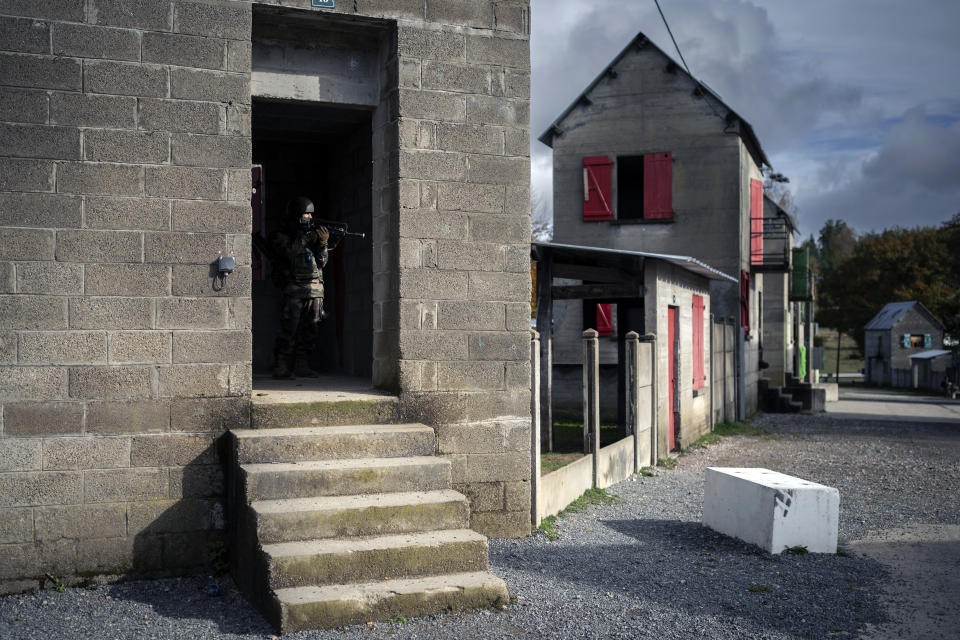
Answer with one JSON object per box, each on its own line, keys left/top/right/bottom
{"left": 653, "top": 0, "right": 692, "bottom": 77}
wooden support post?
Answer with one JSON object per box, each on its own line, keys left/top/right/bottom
{"left": 530, "top": 329, "right": 541, "bottom": 528}
{"left": 625, "top": 331, "right": 640, "bottom": 473}
{"left": 583, "top": 328, "right": 600, "bottom": 485}
{"left": 535, "top": 247, "right": 553, "bottom": 451}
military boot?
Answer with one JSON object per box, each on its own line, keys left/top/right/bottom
{"left": 272, "top": 358, "right": 295, "bottom": 379}
{"left": 294, "top": 356, "right": 320, "bottom": 378}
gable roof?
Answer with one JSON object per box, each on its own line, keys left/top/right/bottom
{"left": 864, "top": 301, "right": 945, "bottom": 331}
{"left": 763, "top": 194, "right": 797, "bottom": 233}
{"left": 537, "top": 31, "right": 770, "bottom": 169}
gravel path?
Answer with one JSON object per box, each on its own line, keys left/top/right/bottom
{"left": 2, "top": 411, "right": 958, "bottom": 640}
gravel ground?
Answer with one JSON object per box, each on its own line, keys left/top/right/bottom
{"left": 2, "top": 411, "right": 958, "bottom": 640}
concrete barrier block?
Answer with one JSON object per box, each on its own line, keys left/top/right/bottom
{"left": 703, "top": 467, "right": 839, "bottom": 554}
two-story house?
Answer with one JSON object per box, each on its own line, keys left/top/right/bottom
{"left": 864, "top": 301, "right": 948, "bottom": 388}
{"left": 539, "top": 31, "right": 772, "bottom": 424}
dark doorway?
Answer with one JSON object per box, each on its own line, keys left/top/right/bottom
{"left": 251, "top": 99, "right": 373, "bottom": 378}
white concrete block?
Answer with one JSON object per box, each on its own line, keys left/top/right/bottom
{"left": 703, "top": 467, "right": 839, "bottom": 554}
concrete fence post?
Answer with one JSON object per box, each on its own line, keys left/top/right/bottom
{"left": 638, "top": 333, "right": 658, "bottom": 467}
{"left": 625, "top": 331, "right": 640, "bottom": 473}
{"left": 582, "top": 329, "right": 600, "bottom": 485}
{"left": 530, "top": 329, "right": 541, "bottom": 528}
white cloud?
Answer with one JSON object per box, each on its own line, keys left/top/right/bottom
{"left": 530, "top": 0, "right": 960, "bottom": 237}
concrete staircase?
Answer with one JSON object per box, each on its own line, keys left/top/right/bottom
{"left": 759, "top": 379, "right": 803, "bottom": 413}
{"left": 759, "top": 378, "right": 826, "bottom": 413}
{"left": 228, "top": 396, "right": 508, "bottom": 633}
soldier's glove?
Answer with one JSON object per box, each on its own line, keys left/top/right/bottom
{"left": 315, "top": 226, "right": 330, "bottom": 245}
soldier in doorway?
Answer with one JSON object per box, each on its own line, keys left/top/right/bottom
{"left": 270, "top": 196, "right": 340, "bottom": 379}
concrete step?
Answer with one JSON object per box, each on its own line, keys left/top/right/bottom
{"left": 275, "top": 571, "right": 509, "bottom": 633}
{"left": 232, "top": 424, "right": 435, "bottom": 464}
{"left": 251, "top": 490, "right": 470, "bottom": 544}
{"left": 264, "top": 529, "right": 490, "bottom": 589}
{"left": 252, "top": 397, "right": 399, "bottom": 429}
{"left": 240, "top": 457, "right": 452, "bottom": 502}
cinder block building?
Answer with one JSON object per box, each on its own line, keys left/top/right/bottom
{"left": 864, "top": 301, "right": 948, "bottom": 388}
{"left": 539, "top": 31, "right": 771, "bottom": 428}
{"left": 0, "top": 0, "right": 531, "bottom": 630}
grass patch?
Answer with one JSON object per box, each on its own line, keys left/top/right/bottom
{"left": 537, "top": 488, "right": 620, "bottom": 541}
{"left": 820, "top": 327, "right": 864, "bottom": 376}
{"left": 713, "top": 419, "right": 768, "bottom": 437}
{"left": 538, "top": 515, "right": 560, "bottom": 541}
{"left": 552, "top": 420, "right": 624, "bottom": 451}
{"left": 748, "top": 584, "right": 771, "bottom": 593}
{"left": 683, "top": 431, "right": 721, "bottom": 452}
{"left": 44, "top": 573, "right": 65, "bottom": 593}
{"left": 784, "top": 545, "right": 809, "bottom": 555}
{"left": 657, "top": 456, "right": 678, "bottom": 469}
{"left": 540, "top": 452, "right": 585, "bottom": 475}
{"left": 639, "top": 467, "right": 655, "bottom": 477}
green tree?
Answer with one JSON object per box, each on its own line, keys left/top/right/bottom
{"left": 817, "top": 219, "right": 857, "bottom": 276}
{"left": 821, "top": 225, "right": 957, "bottom": 351}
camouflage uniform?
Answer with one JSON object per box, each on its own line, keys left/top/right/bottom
{"left": 271, "top": 226, "right": 340, "bottom": 378}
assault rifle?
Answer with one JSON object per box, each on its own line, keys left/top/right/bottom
{"left": 303, "top": 218, "right": 366, "bottom": 240}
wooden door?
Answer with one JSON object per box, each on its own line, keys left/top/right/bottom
{"left": 668, "top": 306, "right": 678, "bottom": 451}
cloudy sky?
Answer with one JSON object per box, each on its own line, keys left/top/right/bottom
{"left": 529, "top": 0, "right": 960, "bottom": 238}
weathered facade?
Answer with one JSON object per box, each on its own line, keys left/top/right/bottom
{"left": 539, "top": 31, "right": 770, "bottom": 422}
{"left": 0, "top": 0, "right": 532, "bottom": 604}
{"left": 864, "top": 301, "right": 946, "bottom": 387}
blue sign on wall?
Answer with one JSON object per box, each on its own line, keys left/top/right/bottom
{"left": 311, "top": 0, "right": 335, "bottom": 7}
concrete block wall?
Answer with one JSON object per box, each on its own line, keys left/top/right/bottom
{"left": 0, "top": 0, "right": 252, "bottom": 591}
{"left": 0, "top": 0, "right": 534, "bottom": 593}
{"left": 380, "top": 3, "right": 532, "bottom": 538}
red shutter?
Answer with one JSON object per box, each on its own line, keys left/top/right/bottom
{"left": 643, "top": 152, "right": 673, "bottom": 219}
{"left": 740, "top": 270, "right": 750, "bottom": 334}
{"left": 692, "top": 295, "right": 705, "bottom": 389}
{"left": 596, "top": 303, "right": 613, "bottom": 337}
{"left": 583, "top": 156, "right": 613, "bottom": 221}
{"left": 750, "top": 178, "right": 763, "bottom": 266}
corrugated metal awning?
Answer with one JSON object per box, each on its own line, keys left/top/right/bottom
{"left": 531, "top": 241, "right": 736, "bottom": 283}
{"left": 908, "top": 350, "right": 952, "bottom": 360}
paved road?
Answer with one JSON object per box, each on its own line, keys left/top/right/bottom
{"left": 821, "top": 387, "right": 960, "bottom": 639}
{"left": 827, "top": 386, "right": 960, "bottom": 423}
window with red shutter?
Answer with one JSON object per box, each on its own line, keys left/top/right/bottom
{"left": 750, "top": 178, "right": 763, "bottom": 266}
{"left": 692, "top": 295, "right": 705, "bottom": 389}
{"left": 596, "top": 303, "right": 613, "bottom": 337}
{"left": 740, "top": 270, "right": 750, "bottom": 334}
{"left": 643, "top": 152, "right": 673, "bottom": 219}
{"left": 583, "top": 156, "right": 613, "bottom": 221}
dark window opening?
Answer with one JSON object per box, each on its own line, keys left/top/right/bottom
{"left": 617, "top": 155, "right": 645, "bottom": 220}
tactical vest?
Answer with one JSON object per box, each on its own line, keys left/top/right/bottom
{"left": 294, "top": 246, "right": 320, "bottom": 284}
